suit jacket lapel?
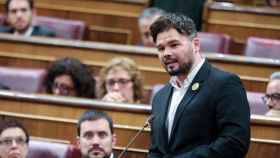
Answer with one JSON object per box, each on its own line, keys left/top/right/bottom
{"left": 168, "top": 61, "right": 211, "bottom": 144}
{"left": 157, "top": 83, "right": 173, "bottom": 151}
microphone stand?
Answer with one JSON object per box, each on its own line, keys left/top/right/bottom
{"left": 117, "top": 115, "right": 154, "bottom": 158}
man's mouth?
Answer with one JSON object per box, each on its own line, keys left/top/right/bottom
{"left": 89, "top": 147, "right": 104, "bottom": 155}
{"left": 164, "top": 59, "right": 178, "bottom": 68}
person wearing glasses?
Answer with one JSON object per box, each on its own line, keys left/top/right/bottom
{"left": 98, "top": 57, "right": 144, "bottom": 103}
{"left": 263, "top": 71, "right": 280, "bottom": 117}
{"left": 45, "top": 57, "right": 96, "bottom": 98}
{"left": 0, "top": 119, "right": 29, "bottom": 158}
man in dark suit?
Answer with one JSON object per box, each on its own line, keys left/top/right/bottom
{"left": 77, "top": 110, "right": 117, "bottom": 158}
{"left": 0, "top": 0, "right": 55, "bottom": 37}
{"left": 148, "top": 13, "right": 250, "bottom": 158}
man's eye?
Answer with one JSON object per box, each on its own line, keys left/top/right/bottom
{"left": 83, "top": 132, "right": 94, "bottom": 139}
{"left": 98, "top": 132, "right": 107, "bottom": 138}
{"left": 170, "top": 43, "right": 179, "bottom": 48}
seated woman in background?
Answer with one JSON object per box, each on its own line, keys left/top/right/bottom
{"left": 98, "top": 57, "right": 144, "bottom": 103}
{"left": 45, "top": 57, "right": 96, "bottom": 98}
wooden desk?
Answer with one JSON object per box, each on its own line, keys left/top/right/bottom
{"left": 204, "top": 2, "right": 280, "bottom": 54}
{"left": 0, "top": 0, "right": 148, "bottom": 44}
{"left": 1, "top": 91, "right": 280, "bottom": 158}
{"left": 0, "top": 34, "right": 277, "bottom": 92}
{"left": 0, "top": 90, "right": 150, "bottom": 152}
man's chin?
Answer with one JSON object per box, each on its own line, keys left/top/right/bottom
{"left": 15, "top": 25, "right": 29, "bottom": 33}
{"left": 167, "top": 69, "right": 182, "bottom": 76}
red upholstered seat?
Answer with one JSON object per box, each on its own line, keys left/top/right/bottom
{"left": 29, "top": 139, "right": 82, "bottom": 158}
{"left": 35, "top": 16, "right": 86, "bottom": 40}
{"left": 198, "top": 32, "right": 231, "bottom": 54}
{"left": 28, "top": 139, "right": 70, "bottom": 158}
{"left": 246, "top": 91, "right": 268, "bottom": 115}
{"left": 244, "top": 37, "right": 280, "bottom": 59}
{"left": 0, "top": 67, "right": 46, "bottom": 93}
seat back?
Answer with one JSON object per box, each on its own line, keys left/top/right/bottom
{"left": 35, "top": 16, "right": 86, "bottom": 40}
{"left": 28, "top": 139, "right": 70, "bottom": 158}
{"left": 198, "top": 32, "right": 231, "bottom": 54}
{"left": 244, "top": 37, "right": 280, "bottom": 59}
{"left": 246, "top": 91, "right": 268, "bottom": 115}
{"left": 0, "top": 67, "right": 46, "bottom": 93}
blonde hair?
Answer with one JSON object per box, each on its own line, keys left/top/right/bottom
{"left": 98, "top": 57, "right": 144, "bottom": 103}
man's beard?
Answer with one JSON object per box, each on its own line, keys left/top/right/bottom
{"left": 166, "top": 62, "right": 192, "bottom": 76}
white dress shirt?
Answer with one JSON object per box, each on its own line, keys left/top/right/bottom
{"left": 167, "top": 58, "right": 205, "bottom": 139}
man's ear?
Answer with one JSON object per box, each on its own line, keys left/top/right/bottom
{"left": 112, "top": 133, "right": 117, "bottom": 146}
{"left": 192, "top": 37, "right": 200, "bottom": 53}
{"left": 76, "top": 136, "right": 81, "bottom": 149}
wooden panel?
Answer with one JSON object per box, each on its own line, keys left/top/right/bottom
{"left": 88, "top": 25, "right": 132, "bottom": 44}
{"left": 0, "top": 0, "right": 147, "bottom": 44}
{"left": 203, "top": 2, "right": 280, "bottom": 54}
{"left": 1, "top": 91, "right": 280, "bottom": 158}
{"left": 0, "top": 34, "right": 277, "bottom": 92}
{"left": 246, "top": 138, "right": 280, "bottom": 158}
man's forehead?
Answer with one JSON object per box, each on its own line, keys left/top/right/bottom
{"left": 9, "top": 0, "right": 30, "bottom": 8}
{"left": 156, "top": 29, "right": 185, "bottom": 46}
{"left": 81, "top": 119, "right": 110, "bottom": 132}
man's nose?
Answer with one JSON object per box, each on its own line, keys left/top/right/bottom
{"left": 90, "top": 136, "right": 101, "bottom": 145}
{"left": 162, "top": 47, "right": 172, "bottom": 56}
{"left": 16, "top": 11, "right": 23, "bottom": 17}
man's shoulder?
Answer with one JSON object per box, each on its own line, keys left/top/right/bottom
{"left": 32, "top": 25, "right": 56, "bottom": 37}
{"left": 209, "top": 64, "right": 240, "bottom": 82}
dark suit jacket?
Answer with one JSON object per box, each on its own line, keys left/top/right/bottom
{"left": 148, "top": 61, "right": 250, "bottom": 158}
{"left": 0, "top": 25, "right": 56, "bottom": 37}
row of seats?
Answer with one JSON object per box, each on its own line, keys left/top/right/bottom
{"left": 199, "top": 32, "right": 280, "bottom": 59}
{"left": 1, "top": 14, "right": 279, "bottom": 58}
{"left": 0, "top": 15, "right": 85, "bottom": 40}
{"left": 0, "top": 66, "right": 268, "bottom": 115}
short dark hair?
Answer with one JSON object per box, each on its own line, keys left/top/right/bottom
{"left": 150, "top": 13, "right": 197, "bottom": 43}
{"left": 0, "top": 119, "right": 29, "bottom": 143}
{"left": 5, "top": 0, "right": 34, "bottom": 12}
{"left": 77, "top": 110, "right": 114, "bottom": 136}
{"left": 45, "top": 57, "right": 96, "bottom": 98}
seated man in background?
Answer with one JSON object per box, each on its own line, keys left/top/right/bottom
{"left": 77, "top": 110, "right": 116, "bottom": 158}
{"left": 263, "top": 71, "right": 280, "bottom": 117}
{"left": 138, "top": 7, "right": 165, "bottom": 47}
{"left": 0, "top": 119, "right": 29, "bottom": 158}
{"left": 0, "top": 0, "right": 55, "bottom": 37}
{"left": 98, "top": 57, "right": 144, "bottom": 103}
{"left": 45, "top": 57, "right": 96, "bottom": 98}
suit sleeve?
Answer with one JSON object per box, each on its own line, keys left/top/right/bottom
{"left": 174, "top": 75, "right": 250, "bottom": 158}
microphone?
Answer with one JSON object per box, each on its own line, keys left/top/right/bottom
{"left": 117, "top": 115, "right": 154, "bottom": 158}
